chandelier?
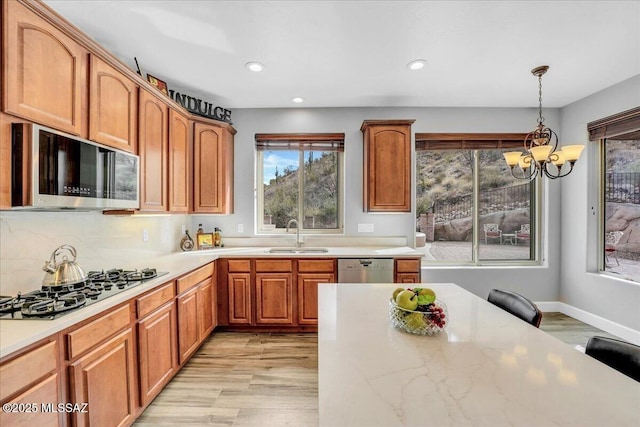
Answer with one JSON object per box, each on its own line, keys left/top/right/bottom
{"left": 503, "top": 65, "right": 584, "bottom": 180}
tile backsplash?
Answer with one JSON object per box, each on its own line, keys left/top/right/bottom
{"left": 0, "top": 211, "right": 188, "bottom": 295}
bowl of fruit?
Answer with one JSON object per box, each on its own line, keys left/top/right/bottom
{"left": 389, "top": 287, "right": 448, "bottom": 335}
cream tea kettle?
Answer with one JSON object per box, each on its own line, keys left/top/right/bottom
{"left": 42, "top": 245, "right": 87, "bottom": 288}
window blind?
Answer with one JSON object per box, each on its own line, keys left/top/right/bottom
{"left": 415, "top": 133, "right": 528, "bottom": 151}
{"left": 255, "top": 133, "right": 345, "bottom": 152}
{"left": 587, "top": 107, "right": 640, "bottom": 141}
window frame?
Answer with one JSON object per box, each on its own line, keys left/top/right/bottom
{"left": 415, "top": 133, "right": 541, "bottom": 266}
{"left": 255, "top": 133, "right": 345, "bottom": 235}
{"left": 589, "top": 107, "right": 640, "bottom": 280}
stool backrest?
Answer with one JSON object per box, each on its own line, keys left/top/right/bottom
{"left": 585, "top": 336, "right": 640, "bottom": 382}
{"left": 487, "top": 289, "right": 542, "bottom": 328}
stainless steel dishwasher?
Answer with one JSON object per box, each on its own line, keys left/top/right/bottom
{"left": 338, "top": 258, "right": 394, "bottom": 283}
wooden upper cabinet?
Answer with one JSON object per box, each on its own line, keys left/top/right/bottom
{"left": 169, "top": 109, "right": 190, "bottom": 212}
{"left": 139, "top": 89, "right": 168, "bottom": 211}
{"left": 361, "top": 120, "right": 415, "bottom": 212}
{"left": 3, "top": 0, "right": 88, "bottom": 136}
{"left": 89, "top": 55, "right": 138, "bottom": 152}
{"left": 192, "top": 121, "right": 235, "bottom": 214}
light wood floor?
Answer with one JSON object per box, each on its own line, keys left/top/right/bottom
{"left": 134, "top": 313, "right": 618, "bottom": 427}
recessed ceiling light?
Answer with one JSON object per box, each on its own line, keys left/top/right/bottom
{"left": 245, "top": 61, "right": 264, "bottom": 72}
{"left": 407, "top": 59, "right": 427, "bottom": 70}
{"left": 292, "top": 97, "right": 304, "bottom": 103}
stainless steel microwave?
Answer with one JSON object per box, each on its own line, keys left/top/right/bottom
{"left": 11, "top": 124, "right": 140, "bottom": 210}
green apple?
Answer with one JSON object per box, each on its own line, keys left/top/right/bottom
{"left": 395, "top": 290, "right": 418, "bottom": 311}
{"left": 416, "top": 288, "right": 436, "bottom": 305}
{"left": 392, "top": 287, "right": 405, "bottom": 301}
{"left": 405, "top": 312, "right": 426, "bottom": 329}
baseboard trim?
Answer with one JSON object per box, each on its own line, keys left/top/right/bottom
{"left": 536, "top": 301, "right": 640, "bottom": 346}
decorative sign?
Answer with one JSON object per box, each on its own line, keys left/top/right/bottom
{"left": 147, "top": 74, "right": 169, "bottom": 95}
{"left": 169, "top": 89, "right": 232, "bottom": 124}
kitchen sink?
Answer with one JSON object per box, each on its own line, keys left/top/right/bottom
{"left": 266, "top": 247, "right": 329, "bottom": 254}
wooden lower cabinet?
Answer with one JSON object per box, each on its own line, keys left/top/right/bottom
{"left": 0, "top": 374, "right": 62, "bottom": 427}
{"left": 394, "top": 258, "right": 421, "bottom": 283}
{"left": 0, "top": 339, "right": 62, "bottom": 427}
{"left": 138, "top": 302, "right": 177, "bottom": 406}
{"left": 177, "top": 287, "right": 199, "bottom": 364}
{"left": 297, "top": 259, "right": 336, "bottom": 326}
{"left": 255, "top": 273, "right": 293, "bottom": 324}
{"left": 68, "top": 328, "right": 137, "bottom": 427}
{"left": 177, "top": 277, "right": 215, "bottom": 364}
{"left": 298, "top": 273, "right": 334, "bottom": 325}
{"left": 198, "top": 279, "right": 215, "bottom": 338}
{"left": 228, "top": 273, "right": 252, "bottom": 325}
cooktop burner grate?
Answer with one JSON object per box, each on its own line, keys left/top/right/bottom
{"left": 0, "top": 268, "right": 166, "bottom": 320}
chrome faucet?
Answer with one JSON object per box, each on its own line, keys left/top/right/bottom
{"left": 286, "top": 219, "right": 302, "bottom": 247}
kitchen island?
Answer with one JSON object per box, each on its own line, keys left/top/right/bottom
{"left": 318, "top": 283, "right": 640, "bottom": 426}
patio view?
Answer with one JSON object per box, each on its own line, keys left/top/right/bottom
{"left": 416, "top": 148, "right": 534, "bottom": 262}
{"left": 417, "top": 141, "right": 640, "bottom": 280}
{"left": 603, "top": 139, "right": 640, "bottom": 279}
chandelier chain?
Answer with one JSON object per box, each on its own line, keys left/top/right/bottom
{"left": 537, "top": 73, "right": 544, "bottom": 125}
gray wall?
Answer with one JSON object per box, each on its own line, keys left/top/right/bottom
{"left": 559, "top": 75, "right": 640, "bottom": 331}
{"left": 194, "top": 106, "right": 563, "bottom": 302}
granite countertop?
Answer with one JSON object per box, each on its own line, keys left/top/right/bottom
{"left": 0, "top": 245, "right": 423, "bottom": 358}
{"left": 318, "top": 283, "right": 640, "bottom": 426}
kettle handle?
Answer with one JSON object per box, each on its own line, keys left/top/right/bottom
{"left": 43, "top": 244, "right": 78, "bottom": 272}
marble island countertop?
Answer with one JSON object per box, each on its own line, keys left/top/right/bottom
{"left": 318, "top": 283, "right": 640, "bottom": 427}
{"left": 0, "top": 245, "right": 423, "bottom": 358}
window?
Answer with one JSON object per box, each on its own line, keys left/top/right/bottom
{"left": 256, "top": 133, "right": 344, "bottom": 234}
{"left": 589, "top": 107, "right": 640, "bottom": 280}
{"left": 416, "top": 133, "right": 538, "bottom": 264}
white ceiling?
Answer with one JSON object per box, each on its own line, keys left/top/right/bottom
{"left": 43, "top": 0, "right": 640, "bottom": 110}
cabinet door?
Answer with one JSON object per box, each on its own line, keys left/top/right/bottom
{"left": 197, "top": 279, "right": 215, "bottom": 340}
{"left": 138, "top": 302, "right": 177, "bottom": 406}
{"left": 69, "top": 328, "right": 136, "bottom": 427}
{"left": 168, "top": 109, "right": 190, "bottom": 212}
{"left": 228, "top": 273, "right": 252, "bottom": 324}
{"left": 255, "top": 273, "right": 293, "bottom": 325}
{"left": 176, "top": 287, "right": 199, "bottom": 364}
{"left": 4, "top": 0, "right": 88, "bottom": 136}
{"left": 192, "top": 122, "right": 234, "bottom": 214}
{"left": 362, "top": 120, "right": 414, "bottom": 212}
{"left": 89, "top": 55, "right": 138, "bottom": 152}
{"left": 139, "top": 89, "right": 168, "bottom": 211}
{"left": 298, "top": 273, "right": 334, "bottom": 325}
{"left": 0, "top": 374, "right": 63, "bottom": 427}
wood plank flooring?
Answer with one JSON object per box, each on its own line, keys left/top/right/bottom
{"left": 133, "top": 313, "right": 619, "bottom": 427}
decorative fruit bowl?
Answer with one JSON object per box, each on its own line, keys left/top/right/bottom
{"left": 388, "top": 298, "right": 448, "bottom": 335}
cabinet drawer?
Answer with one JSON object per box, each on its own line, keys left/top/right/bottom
{"left": 228, "top": 259, "right": 251, "bottom": 272}
{"left": 255, "top": 259, "right": 292, "bottom": 272}
{"left": 298, "top": 259, "right": 335, "bottom": 273}
{"left": 395, "top": 258, "right": 421, "bottom": 273}
{"left": 177, "top": 262, "right": 214, "bottom": 294}
{"left": 0, "top": 340, "right": 57, "bottom": 401}
{"left": 137, "top": 281, "right": 176, "bottom": 318}
{"left": 67, "top": 304, "right": 131, "bottom": 360}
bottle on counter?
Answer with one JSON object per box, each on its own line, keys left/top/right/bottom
{"left": 197, "top": 223, "right": 204, "bottom": 235}
{"left": 180, "top": 230, "right": 194, "bottom": 251}
{"left": 214, "top": 227, "right": 223, "bottom": 247}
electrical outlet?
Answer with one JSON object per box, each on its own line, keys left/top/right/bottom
{"left": 181, "top": 224, "right": 186, "bottom": 235}
{"left": 358, "top": 224, "right": 374, "bottom": 233}
{"left": 142, "top": 229, "right": 149, "bottom": 242}
{"left": 237, "top": 224, "right": 244, "bottom": 233}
